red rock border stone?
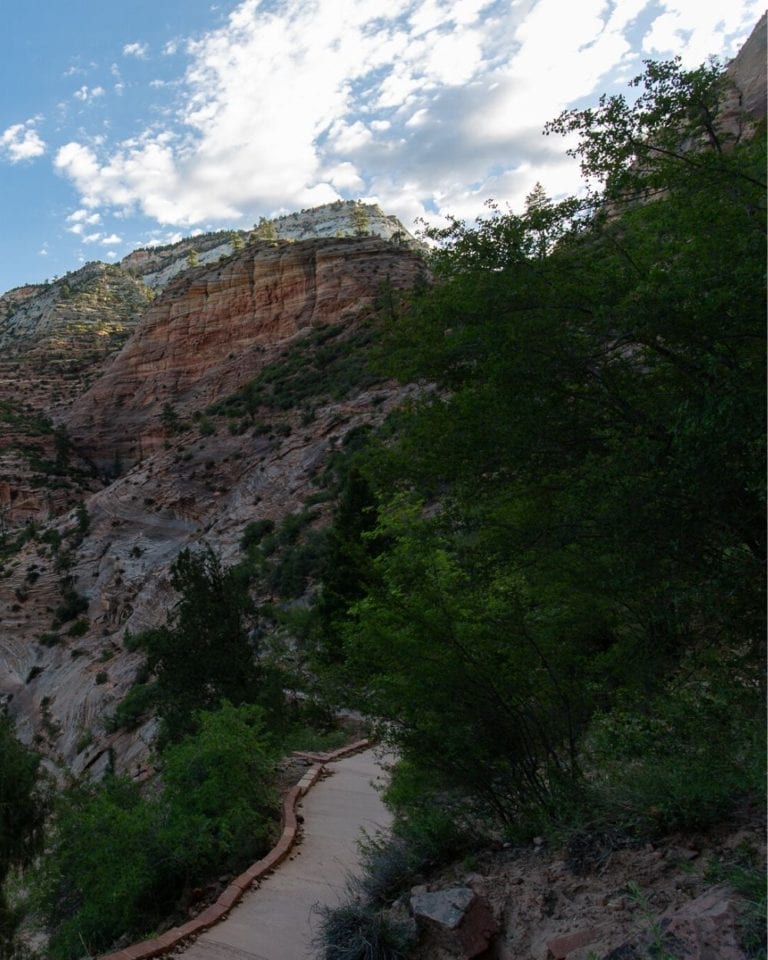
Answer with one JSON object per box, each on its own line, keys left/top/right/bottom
{"left": 98, "top": 738, "right": 371, "bottom": 960}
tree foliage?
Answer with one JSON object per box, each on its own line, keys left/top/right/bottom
{"left": 34, "top": 703, "right": 277, "bottom": 960}
{"left": 135, "top": 547, "right": 268, "bottom": 743}
{"left": 324, "top": 59, "right": 765, "bottom": 828}
{"left": 0, "top": 716, "right": 45, "bottom": 948}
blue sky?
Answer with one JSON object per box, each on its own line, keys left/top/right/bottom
{"left": 0, "top": 0, "right": 762, "bottom": 292}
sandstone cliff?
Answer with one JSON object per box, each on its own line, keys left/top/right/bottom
{"left": 0, "top": 235, "right": 425, "bottom": 777}
{"left": 66, "top": 236, "right": 424, "bottom": 471}
{"left": 0, "top": 264, "right": 153, "bottom": 530}
{"left": 120, "top": 200, "right": 419, "bottom": 291}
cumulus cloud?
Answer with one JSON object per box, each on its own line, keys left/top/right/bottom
{"left": 0, "top": 120, "right": 46, "bottom": 163}
{"left": 53, "top": 0, "right": 762, "bottom": 233}
{"left": 123, "top": 42, "right": 149, "bottom": 58}
{"left": 74, "top": 85, "right": 105, "bottom": 102}
{"left": 642, "top": 0, "right": 765, "bottom": 64}
{"left": 65, "top": 208, "right": 102, "bottom": 235}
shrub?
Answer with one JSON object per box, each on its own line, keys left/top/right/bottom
{"left": 313, "top": 901, "right": 413, "bottom": 960}
{"left": 38, "top": 632, "right": 62, "bottom": 647}
{"left": 240, "top": 519, "right": 275, "bottom": 552}
{"left": 53, "top": 589, "right": 88, "bottom": 625}
{"left": 34, "top": 703, "right": 278, "bottom": 960}
{"left": 578, "top": 657, "right": 766, "bottom": 836}
{"left": 105, "top": 682, "right": 159, "bottom": 733}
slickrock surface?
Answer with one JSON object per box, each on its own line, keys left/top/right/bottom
{"left": 180, "top": 748, "right": 392, "bottom": 960}
{"left": 0, "top": 381, "right": 415, "bottom": 775}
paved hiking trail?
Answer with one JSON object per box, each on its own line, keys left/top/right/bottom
{"left": 181, "top": 748, "right": 392, "bottom": 960}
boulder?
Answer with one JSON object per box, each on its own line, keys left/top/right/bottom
{"left": 603, "top": 885, "right": 749, "bottom": 960}
{"left": 411, "top": 886, "right": 498, "bottom": 958}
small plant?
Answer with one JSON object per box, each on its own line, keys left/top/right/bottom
{"left": 39, "top": 632, "right": 62, "bottom": 647}
{"left": 706, "top": 850, "right": 767, "bottom": 958}
{"left": 105, "top": 682, "right": 159, "bottom": 732}
{"left": 66, "top": 619, "right": 89, "bottom": 638}
{"left": 313, "top": 901, "right": 413, "bottom": 960}
{"left": 240, "top": 519, "right": 275, "bottom": 552}
{"left": 54, "top": 588, "right": 88, "bottom": 625}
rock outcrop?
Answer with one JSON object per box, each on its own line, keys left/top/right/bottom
{"left": 725, "top": 12, "right": 767, "bottom": 126}
{"left": 0, "top": 264, "right": 152, "bottom": 530}
{"left": 120, "top": 200, "right": 420, "bottom": 291}
{"left": 65, "top": 236, "right": 425, "bottom": 471}
{"left": 0, "top": 233, "right": 426, "bottom": 776}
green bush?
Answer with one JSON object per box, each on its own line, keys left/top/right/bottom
{"left": 240, "top": 519, "right": 275, "bottom": 551}
{"left": 160, "top": 702, "right": 278, "bottom": 874}
{"left": 53, "top": 588, "right": 88, "bottom": 625}
{"left": 66, "top": 619, "right": 88, "bottom": 638}
{"left": 313, "top": 901, "right": 413, "bottom": 960}
{"left": 34, "top": 703, "right": 278, "bottom": 960}
{"left": 0, "top": 716, "right": 46, "bottom": 953}
{"left": 105, "top": 682, "right": 159, "bottom": 732}
{"left": 583, "top": 669, "right": 765, "bottom": 834}
{"left": 267, "top": 530, "right": 328, "bottom": 599}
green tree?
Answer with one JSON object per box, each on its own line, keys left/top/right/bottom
{"left": 34, "top": 703, "right": 277, "bottom": 960}
{"left": 160, "top": 401, "right": 182, "bottom": 437}
{"left": 351, "top": 202, "right": 370, "bottom": 236}
{"left": 329, "top": 58, "right": 765, "bottom": 827}
{"left": 136, "top": 547, "right": 269, "bottom": 743}
{"left": 185, "top": 248, "right": 199, "bottom": 268}
{"left": 160, "top": 702, "right": 277, "bottom": 872}
{"left": 0, "top": 715, "right": 45, "bottom": 949}
{"left": 252, "top": 216, "right": 278, "bottom": 241}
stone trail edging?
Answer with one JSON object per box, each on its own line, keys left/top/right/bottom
{"left": 98, "top": 738, "right": 371, "bottom": 960}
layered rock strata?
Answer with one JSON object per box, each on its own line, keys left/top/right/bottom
{"left": 66, "top": 237, "right": 425, "bottom": 471}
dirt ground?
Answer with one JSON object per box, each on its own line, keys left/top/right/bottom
{"left": 408, "top": 802, "right": 765, "bottom": 959}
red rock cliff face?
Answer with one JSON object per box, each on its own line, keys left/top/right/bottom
{"left": 65, "top": 237, "right": 424, "bottom": 469}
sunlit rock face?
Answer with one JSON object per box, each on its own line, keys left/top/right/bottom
{"left": 724, "top": 12, "right": 767, "bottom": 126}
{"left": 66, "top": 237, "right": 424, "bottom": 471}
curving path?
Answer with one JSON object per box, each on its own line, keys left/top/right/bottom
{"left": 180, "top": 747, "right": 392, "bottom": 960}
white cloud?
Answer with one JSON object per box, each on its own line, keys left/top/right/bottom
{"left": 0, "top": 120, "right": 46, "bottom": 163}
{"left": 52, "top": 0, "right": 763, "bottom": 234}
{"left": 123, "top": 42, "right": 149, "bottom": 58}
{"left": 642, "top": 0, "right": 765, "bottom": 64}
{"left": 66, "top": 208, "right": 102, "bottom": 234}
{"left": 100, "top": 234, "right": 123, "bottom": 245}
{"left": 325, "top": 161, "right": 364, "bottom": 190}
{"left": 74, "top": 85, "right": 106, "bottom": 102}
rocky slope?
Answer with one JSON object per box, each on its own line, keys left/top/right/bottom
{"left": 402, "top": 807, "right": 765, "bottom": 959}
{"left": 66, "top": 236, "right": 424, "bottom": 471}
{"left": 0, "top": 264, "right": 154, "bottom": 530}
{"left": 0, "top": 233, "right": 425, "bottom": 777}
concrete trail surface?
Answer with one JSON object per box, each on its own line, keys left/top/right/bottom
{"left": 180, "top": 747, "right": 392, "bottom": 960}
